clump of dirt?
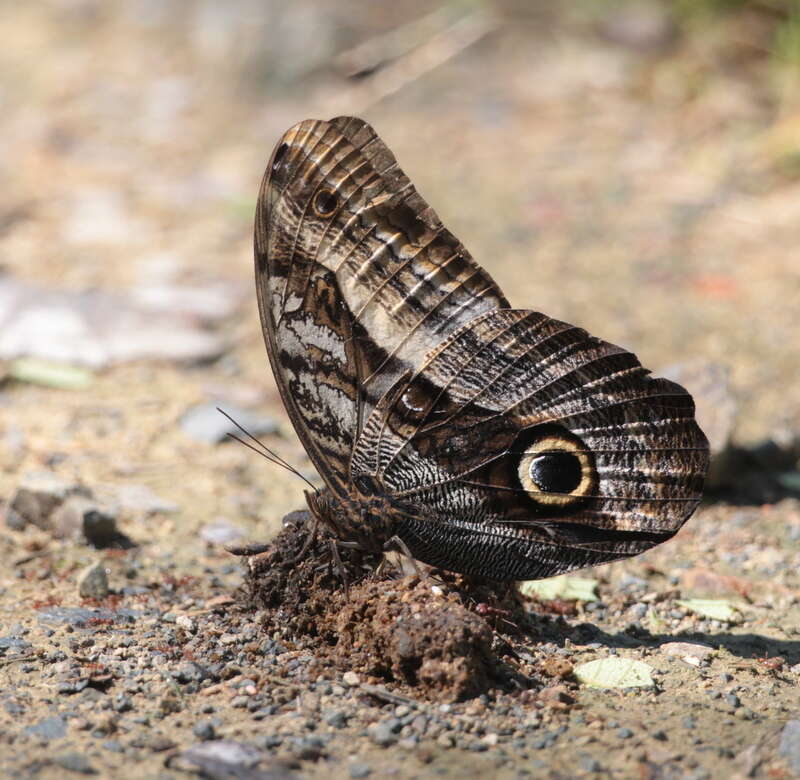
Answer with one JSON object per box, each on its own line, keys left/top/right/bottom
{"left": 244, "top": 511, "right": 527, "bottom": 701}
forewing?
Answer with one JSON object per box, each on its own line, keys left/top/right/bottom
{"left": 255, "top": 117, "right": 508, "bottom": 491}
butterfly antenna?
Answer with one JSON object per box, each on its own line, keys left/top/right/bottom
{"left": 216, "top": 407, "right": 320, "bottom": 494}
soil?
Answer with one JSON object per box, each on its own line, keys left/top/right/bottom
{"left": 1, "top": 2, "right": 800, "bottom": 779}
{"left": 244, "top": 516, "right": 527, "bottom": 702}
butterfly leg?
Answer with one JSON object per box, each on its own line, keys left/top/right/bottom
{"left": 286, "top": 512, "right": 320, "bottom": 565}
{"left": 329, "top": 538, "right": 350, "bottom": 595}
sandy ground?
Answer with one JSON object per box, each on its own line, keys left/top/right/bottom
{"left": 1, "top": 2, "right": 799, "bottom": 778}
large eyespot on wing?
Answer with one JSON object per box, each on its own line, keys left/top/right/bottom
{"left": 514, "top": 425, "right": 597, "bottom": 509}
{"left": 351, "top": 308, "right": 709, "bottom": 580}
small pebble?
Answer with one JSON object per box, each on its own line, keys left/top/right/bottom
{"left": 176, "top": 615, "right": 196, "bottom": 633}
{"left": 370, "top": 723, "right": 398, "bottom": 747}
{"left": 24, "top": 715, "right": 67, "bottom": 740}
{"left": 54, "top": 752, "right": 95, "bottom": 774}
{"left": 779, "top": 720, "right": 800, "bottom": 773}
{"left": 193, "top": 721, "right": 215, "bottom": 741}
{"left": 725, "top": 692, "right": 741, "bottom": 709}
{"left": 627, "top": 603, "right": 647, "bottom": 620}
{"left": 113, "top": 694, "right": 133, "bottom": 713}
{"left": 580, "top": 755, "right": 602, "bottom": 772}
{"left": 77, "top": 562, "right": 109, "bottom": 600}
{"left": 342, "top": 671, "right": 360, "bottom": 687}
{"left": 436, "top": 734, "right": 454, "bottom": 749}
{"left": 350, "top": 763, "right": 372, "bottom": 779}
{"left": 180, "top": 403, "right": 278, "bottom": 445}
{"left": 324, "top": 710, "right": 348, "bottom": 729}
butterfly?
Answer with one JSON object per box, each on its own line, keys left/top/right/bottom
{"left": 254, "top": 116, "right": 708, "bottom": 582}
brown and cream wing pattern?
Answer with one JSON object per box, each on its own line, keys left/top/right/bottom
{"left": 255, "top": 116, "right": 508, "bottom": 494}
{"left": 351, "top": 307, "right": 708, "bottom": 579}
{"left": 255, "top": 115, "right": 709, "bottom": 581}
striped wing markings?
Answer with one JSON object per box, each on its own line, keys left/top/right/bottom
{"left": 364, "top": 312, "right": 704, "bottom": 510}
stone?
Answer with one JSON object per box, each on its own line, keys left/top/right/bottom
{"left": 778, "top": 720, "right": 800, "bottom": 773}
{"left": 77, "top": 562, "right": 110, "bottom": 600}
{"left": 180, "top": 403, "right": 279, "bottom": 445}
{"left": 370, "top": 723, "right": 397, "bottom": 747}
{"left": 53, "top": 496, "right": 121, "bottom": 547}
{"left": 172, "top": 740, "right": 265, "bottom": 775}
{"left": 6, "top": 472, "right": 88, "bottom": 531}
{"left": 538, "top": 685, "right": 574, "bottom": 705}
{"left": 342, "top": 671, "right": 360, "bottom": 687}
{"left": 53, "top": 752, "right": 95, "bottom": 774}
{"left": 193, "top": 721, "right": 216, "bottom": 741}
{"left": 0, "top": 274, "right": 229, "bottom": 368}
{"left": 24, "top": 715, "right": 67, "bottom": 740}
{"left": 107, "top": 483, "right": 178, "bottom": 515}
{"left": 0, "top": 636, "right": 32, "bottom": 654}
{"left": 176, "top": 615, "right": 196, "bottom": 633}
{"left": 324, "top": 710, "right": 348, "bottom": 728}
{"left": 200, "top": 522, "right": 244, "bottom": 545}
{"left": 660, "top": 642, "right": 715, "bottom": 664}
{"left": 37, "top": 606, "right": 138, "bottom": 628}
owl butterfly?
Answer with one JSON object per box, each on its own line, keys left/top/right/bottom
{"left": 254, "top": 116, "right": 708, "bottom": 582}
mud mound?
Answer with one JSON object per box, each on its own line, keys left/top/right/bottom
{"left": 244, "top": 511, "right": 526, "bottom": 701}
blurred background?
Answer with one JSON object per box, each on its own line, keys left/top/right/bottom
{"left": 1, "top": 0, "right": 800, "bottom": 545}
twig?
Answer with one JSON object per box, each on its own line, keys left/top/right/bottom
{"left": 12, "top": 550, "right": 50, "bottom": 567}
{"left": 0, "top": 654, "right": 37, "bottom": 668}
{"left": 319, "top": 8, "right": 498, "bottom": 115}
{"left": 359, "top": 683, "right": 419, "bottom": 708}
{"left": 334, "top": 6, "right": 467, "bottom": 78}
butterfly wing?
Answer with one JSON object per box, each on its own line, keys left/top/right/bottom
{"left": 255, "top": 116, "right": 508, "bottom": 494}
{"left": 257, "top": 115, "right": 708, "bottom": 580}
{"left": 351, "top": 308, "right": 709, "bottom": 580}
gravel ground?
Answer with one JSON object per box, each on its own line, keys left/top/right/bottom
{"left": 1, "top": 2, "right": 799, "bottom": 778}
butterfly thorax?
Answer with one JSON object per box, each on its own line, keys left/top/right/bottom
{"left": 305, "top": 485, "right": 396, "bottom": 555}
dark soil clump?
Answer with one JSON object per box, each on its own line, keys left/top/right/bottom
{"left": 243, "top": 511, "right": 527, "bottom": 701}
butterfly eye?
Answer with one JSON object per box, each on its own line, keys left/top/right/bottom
{"left": 516, "top": 428, "right": 595, "bottom": 508}
{"left": 271, "top": 143, "right": 289, "bottom": 173}
{"left": 313, "top": 188, "right": 339, "bottom": 218}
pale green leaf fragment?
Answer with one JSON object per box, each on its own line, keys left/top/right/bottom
{"left": 676, "top": 598, "right": 742, "bottom": 622}
{"left": 519, "top": 575, "right": 599, "bottom": 602}
{"left": 777, "top": 471, "right": 800, "bottom": 492}
{"left": 574, "top": 657, "right": 654, "bottom": 689}
{"left": 9, "top": 358, "right": 93, "bottom": 390}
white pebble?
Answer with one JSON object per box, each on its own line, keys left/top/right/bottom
{"left": 176, "top": 615, "right": 196, "bottom": 633}
{"left": 342, "top": 671, "right": 360, "bottom": 687}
